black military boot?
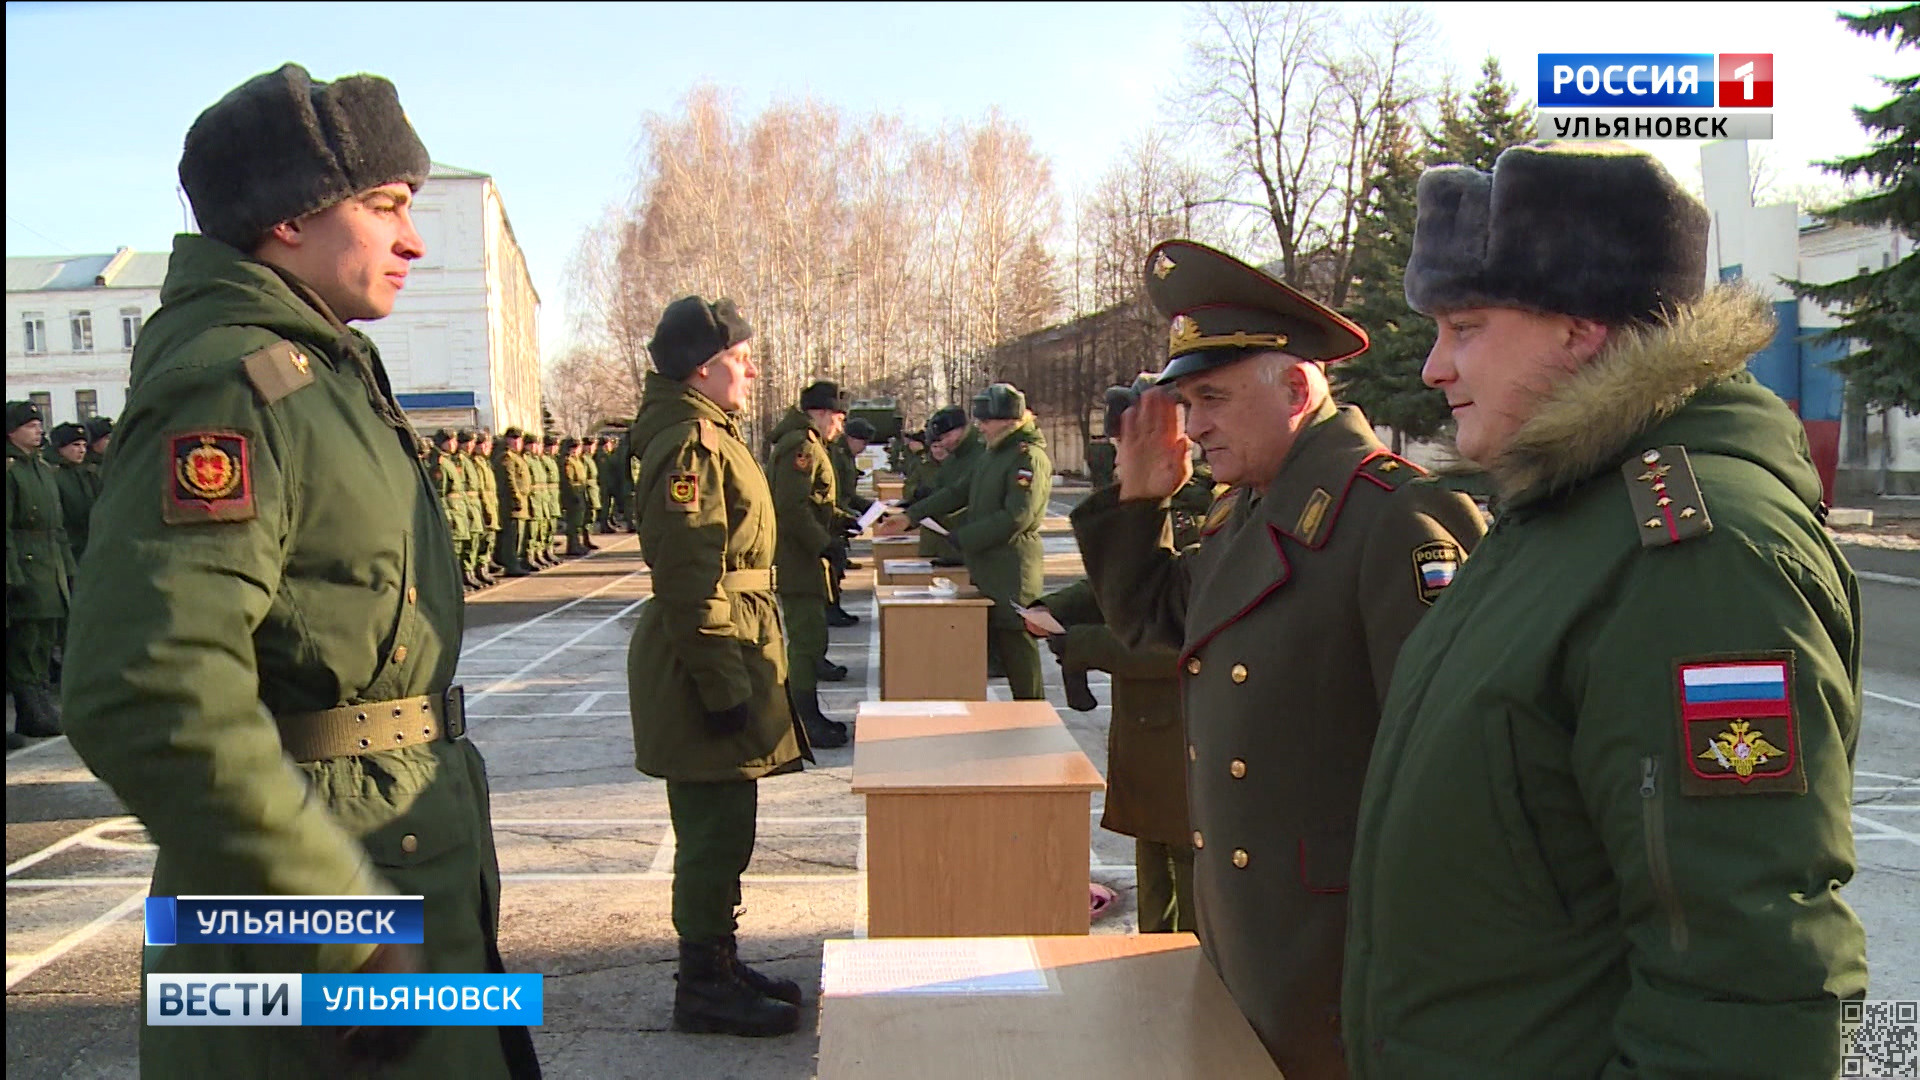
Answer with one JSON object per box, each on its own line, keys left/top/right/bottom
{"left": 7, "top": 730, "right": 25, "bottom": 751}
{"left": 15, "top": 686, "right": 61, "bottom": 738}
{"left": 565, "top": 536, "right": 588, "bottom": 556}
{"left": 825, "top": 603, "right": 858, "bottom": 628}
{"left": 814, "top": 657, "right": 849, "bottom": 683}
{"left": 673, "top": 939, "right": 799, "bottom": 1036}
{"left": 722, "top": 934, "right": 802, "bottom": 1006}
{"left": 463, "top": 569, "right": 486, "bottom": 591}
{"left": 797, "top": 690, "right": 849, "bottom": 749}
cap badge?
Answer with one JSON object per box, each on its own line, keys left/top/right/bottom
{"left": 1152, "top": 251, "right": 1178, "bottom": 279}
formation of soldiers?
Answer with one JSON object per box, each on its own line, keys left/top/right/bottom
{"left": 422, "top": 427, "right": 624, "bottom": 589}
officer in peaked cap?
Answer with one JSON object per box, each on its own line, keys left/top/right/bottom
{"left": 1068, "top": 239, "right": 1485, "bottom": 1076}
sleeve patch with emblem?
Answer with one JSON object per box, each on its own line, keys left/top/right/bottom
{"left": 1015, "top": 467, "right": 1034, "bottom": 489}
{"left": 795, "top": 450, "right": 812, "bottom": 471}
{"left": 666, "top": 472, "right": 700, "bottom": 511}
{"left": 1674, "top": 652, "right": 1805, "bottom": 795}
{"left": 165, "top": 431, "right": 255, "bottom": 524}
{"left": 1411, "top": 539, "right": 1460, "bottom": 605}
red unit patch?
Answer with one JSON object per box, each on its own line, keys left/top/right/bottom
{"left": 165, "top": 431, "right": 255, "bottom": 524}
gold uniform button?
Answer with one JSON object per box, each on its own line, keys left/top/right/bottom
{"left": 406, "top": 586, "right": 417, "bottom": 605}
{"left": 400, "top": 834, "right": 419, "bottom": 854}
{"left": 1232, "top": 849, "right": 1249, "bottom": 869}
{"left": 1188, "top": 743, "right": 1198, "bottom": 762}
{"left": 1229, "top": 759, "right": 1247, "bottom": 779}
{"left": 1186, "top": 658, "right": 1202, "bottom": 676}
{"left": 392, "top": 645, "right": 409, "bottom": 664}
{"left": 1231, "top": 664, "right": 1248, "bottom": 684}
{"left": 1192, "top": 831, "right": 1205, "bottom": 850}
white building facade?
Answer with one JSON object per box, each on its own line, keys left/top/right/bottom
{"left": 6, "top": 162, "right": 542, "bottom": 436}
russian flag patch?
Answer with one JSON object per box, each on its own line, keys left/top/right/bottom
{"left": 1674, "top": 653, "right": 1806, "bottom": 796}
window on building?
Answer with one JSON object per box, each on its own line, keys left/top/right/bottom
{"left": 29, "top": 391, "right": 52, "bottom": 424}
{"left": 76, "top": 389, "right": 98, "bottom": 421}
{"left": 23, "top": 312, "right": 47, "bottom": 354}
{"left": 71, "top": 310, "right": 94, "bottom": 352}
{"left": 121, "top": 307, "right": 142, "bottom": 350}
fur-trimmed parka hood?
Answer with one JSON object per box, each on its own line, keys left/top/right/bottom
{"left": 1493, "top": 287, "right": 1821, "bottom": 513}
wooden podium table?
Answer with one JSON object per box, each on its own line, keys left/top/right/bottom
{"left": 818, "top": 934, "right": 1280, "bottom": 1079}
{"left": 853, "top": 700, "right": 1105, "bottom": 937}
{"left": 874, "top": 476, "right": 906, "bottom": 502}
{"left": 871, "top": 534, "right": 920, "bottom": 563}
{"left": 877, "top": 558, "right": 971, "bottom": 589}
{"left": 875, "top": 585, "right": 991, "bottom": 700}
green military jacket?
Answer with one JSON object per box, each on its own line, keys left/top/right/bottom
{"left": 909, "top": 417, "right": 1051, "bottom": 630}
{"left": 560, "top": 453, "right": 590, "bottom": 515}
{"left": 494, "top": 447, "right": 532, "bottom": 520}
{"left": 581, "top": 451, "right": 601, "bottom": 511}
{"left": 830, "top": 436, "right": 873, "bottom": 516}
{"left": 911, "top": 427, "right": 983, "bottom": 561}
{"left": 1072, "top": 400, "right": 1486, "bottom": 1076}
{"left": 768, "top": 409, "right": 840, "bottom": 597}
{"left": 50, "top": 452, "right": 99, "bottom": 564}
{"left": 595, "top": 444, "right": 620, "bottom": 510}
{"left": 627, "top": 373, "right": 804, "bottom": 782}
{"left": 430, "top": 446, "right": 472, "bottom": 540}
{"left": 543, "top": 452, "right": 562, "bottom": 518}
{"left": 5, "top": 439, "right": 75, "bottom": 620}
{"left": 463, "top": 450, "right": 498, "bottom": 533}
{"left": 1343, "top": 290, "right": 1867, "bottom": 1080}
{"left": 61, "top": 235, "right": 527, "bottom": 1078}
{"left": 1036, "top": 474, "right": 1214, "bottom": 846}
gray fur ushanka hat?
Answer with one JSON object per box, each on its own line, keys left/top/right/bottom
{"left": 1406, "top": 142, "right": 1710, "bottom": 325}
{"left": 179, "top": 63, "right": 430, "bottom": 252}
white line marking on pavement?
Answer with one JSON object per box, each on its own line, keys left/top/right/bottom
{"left": 648, "top": 829, "right": 677, "bottom": 875}
{"left": 5, "top": 877, "right": 151, "bottom": 888}
{"left": 460, "top": 567, "right": 646, "bottom": 657}
{"left": 1858, "top": 770, "right": 1920, "bottom": 782}
{"left": 570, "top": 692, "right": 607, "bottom": 715}
{"left": 1864, "top": 689, "right": 1920, "bottom": 710}
{"left": 1852, "top": 813, "right": 1920, "bottom": 846}
{"left": 5, "top": 887, "right": 147, "bottom": 990}
{"left": 6, "top": 817, "right": 139, "bottom": 878}
{"left": 1857, "top": 570, "right": 1920, "bottom": 588}
{"left": 4, "top": 734, "right": 70, "bottom": 760}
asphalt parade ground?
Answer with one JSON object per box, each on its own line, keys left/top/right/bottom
{"left": 7, "top": 492, "right": 1918, "bottom": 1079}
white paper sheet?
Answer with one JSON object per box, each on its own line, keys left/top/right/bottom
{"left": 1013, "top": 605, "right": 1066, "bottom": 636}
{"left": 855, "top": 500, "right": 890, "bottom": 532}
{"left": 822, "top": 938, "right": 1054, "bottom": 997}
{"left": 884, "top": 558, "right": 935, "bottom": 575}
{"left": 919, "top": 518, "right": 950, "bottom": 536}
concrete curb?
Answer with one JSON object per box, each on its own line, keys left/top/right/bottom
{"left": 1858, "top": 570, "right": 1920, "bottom": 589}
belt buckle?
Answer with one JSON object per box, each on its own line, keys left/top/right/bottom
{"left": 441, "top": 685, "right": 467, "bottom": 741}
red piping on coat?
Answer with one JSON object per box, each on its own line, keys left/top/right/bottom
{"left": 1179, "top": 523, "right": 1290, "bottom": 667}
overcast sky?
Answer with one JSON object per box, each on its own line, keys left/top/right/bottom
{"left": 6, "top": 1, "right": 1905, "bottom": 360}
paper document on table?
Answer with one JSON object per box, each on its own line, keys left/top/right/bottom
{"left": 919, "top": 518, "right": 950, "bottom": 536}
{"left": 1013, "top": 605, "right": 1066, "bottom": 636}
{"left": 822, "top": 938, "right": 1055, "bottom": 997}
{"left": 884, "top": 559, "right": 935, "bottom": 575}
{"left": 855, "top": 501, "right": 889, "bottom": 532}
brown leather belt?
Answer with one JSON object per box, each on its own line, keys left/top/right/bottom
{"left": 276, "top": 686, "right": 468, "bottom": 764}
{"left": 721, "top": 568, "right": 775, "bottom": 593}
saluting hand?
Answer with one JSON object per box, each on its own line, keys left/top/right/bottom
{"left": 1115, "top": 388, "right": 1192, "bottom": 503}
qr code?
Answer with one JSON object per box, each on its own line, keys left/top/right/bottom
{"left": 1844, "top": 1000, "right": 1919, "bottom": 1077}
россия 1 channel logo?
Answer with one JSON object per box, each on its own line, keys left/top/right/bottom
{"left": 1535, "top": 53, "right": 1774, "bottom": 141}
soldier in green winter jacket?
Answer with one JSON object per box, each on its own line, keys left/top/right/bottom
{"left": 767, "top": 382, "right": 857, "bottom": 747}
{"left": 458, "top": 430, "right": 497, "bottom": 586}
{"left": 909, "top": 405, "right": 981, "bottom": 565}
{"left": 543, "top": 434, "right": 565, "bottom": 560}
{"left": 430, "top": 428, "right": 479, "bottom": 589}
{"left": 58, "top": 64, "right": 537, "bottom": 1078}
{"left": 521, "top": 434, "right": 548, "bottom": 568}
{"left": 470, "top": 430, "right": 502, "bottom": 581}
{"left": 493, "top": 427, "right": 535, "bottom": 576}
{"left": 893, "top": 383, "right": 1052, "bottom": 700}
{"left": 46, "top": 421, "right": 99, "bottom": 565}
{"left": 578, "top": 435, "right": 601, "bottom": 549}
{"left": 559, "top": 436, "right": 588, "bottom": 555}
{"left": 6, "top": 402, "right": 74, "bottom": 740}
{"left": 1343, "top": 144, "right": 1868, "bottom": 1080}
{"left": 626, "top": 295, "right": 809, "bottom": 1038}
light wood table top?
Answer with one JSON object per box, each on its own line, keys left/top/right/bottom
{"left": 873, "top": 583, "right": 990, "bottom": 607}
{"left": 818, "top": 933, "right": 1282, "bottom": 1079}
{"left": 853, "top": 700, "right": 1105, "bottom": 795}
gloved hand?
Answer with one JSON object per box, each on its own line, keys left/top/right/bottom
{"left": 840, "top": 520, "right": 863, "bottom": 539}
{"left": 704, "top": 702, "right": 755, "bottom": 738}
{"left": 336, "top": 941, "right": 427, "bottom": 1068}
{"left": 1044, "top": 633, "right": 1069, "bottom": 662}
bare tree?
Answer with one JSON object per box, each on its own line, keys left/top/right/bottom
{"left": 545, "top": 343, "right": 636, "bottom": 436}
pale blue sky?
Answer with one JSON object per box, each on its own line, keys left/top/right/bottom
{"left": 6, "top": 2, "right": 1904, "bottom": 361}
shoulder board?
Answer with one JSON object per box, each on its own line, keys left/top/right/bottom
{"left": 1356, "top": 449, "right": 1427, "bottom": 490}
{"left": 1201, "top": 488, "right": 1241, "bottom": 536}
{"left": 1623, "top": 445, "right": 1712, "bottom": 548}
{"left": 697, "top": 418, "right": 720, "bottom": 452}
{"left": 240, "top": 340, "right": 317, "bottom": 405}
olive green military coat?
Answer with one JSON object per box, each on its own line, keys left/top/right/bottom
{"left": 1072, "top": 400, "right": 1486, "bottom": 1077}
{"left": 560, "top": 452, "right": 590, "bottom": 516}
{"left": 768, "top": 409, "right": 839, "bottom": 598}
{"left": 48, "top": 450, "right": 99, "bottom": 562}
{"left": 1343, "top": 290, "right": 1868, "bottom": 1080}
{"left": 909, "top": 427, "right": 984, "bottom": 561}
{"left": 909, "top": 418, "right": 1050, "bottom": 627}
{"left": 5, "top": 440, "right": 75, "bottom": 620}
{"left": 464, "top": 450, "right": 499, "bottom": 534}
{"left": 494, "top": 448, "right": 532, "bottom": 521}
{"left": 61, "top": 235, "right": 532, "bottom": 1079}
{"left": 431, "top": 446, "right": 473, "bottom": 540}
{"left": 581, "top": 452, "right": 601, "bottom": 513}
{"left": 830, "top": 436, "right": 872, "bottom": 515}
{"left": 626, "top": 373, "right": 804, "bottom": 782}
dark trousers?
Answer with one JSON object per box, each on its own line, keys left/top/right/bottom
{"left": 781, "top": 594, "right": 827, "bottom": 694}
{"left": 1135, "top": 838, "right": 1196, "bottom": 933}
{"left": 6, "top": 618, "right": 58, "bottom": 689}
{"left": 667, "top": 779, "right": 758, "bottom": 942}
